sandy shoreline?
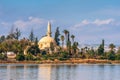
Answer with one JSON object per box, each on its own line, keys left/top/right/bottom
{"left": 0, "top": 59, "right": 120, "bottom": 64}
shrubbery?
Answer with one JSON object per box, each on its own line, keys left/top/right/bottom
{"left": 0, "top": 53, "right": 7, "bottom": 60}
{"left": 25, "top": 53, "right": 34, "bottom": 61}
{"left": 16, "top": 54, "right": 25, "bottom": 61}
{"left": 115, "top": 54, "right": 120, "bottom": 60}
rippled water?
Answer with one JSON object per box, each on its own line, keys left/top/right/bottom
{"left": 0, "top": 64, "right": 120, "bottom": 80}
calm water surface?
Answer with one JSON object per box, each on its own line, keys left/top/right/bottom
{"left": 0, "top": 64, "right": 120, "bottom": 80}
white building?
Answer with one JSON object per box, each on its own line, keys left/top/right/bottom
{"left": 38, "top": 22, "right": 58, "bottom": 53}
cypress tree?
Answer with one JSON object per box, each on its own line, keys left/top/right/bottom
{"left": 54, "top": 27, "right": 60, "bottom": 46}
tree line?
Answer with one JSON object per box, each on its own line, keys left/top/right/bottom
{"left": 0, "top": 27, "right": 120, "bottom": 61}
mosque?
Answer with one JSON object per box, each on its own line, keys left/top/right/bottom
{"left": 38, "top": 22, "right": 57, "bottom": 53}
{"left": 24, "top": 22, "right": 57, "bottom": 55}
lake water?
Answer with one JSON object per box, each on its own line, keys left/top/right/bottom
{"left": 0, "top": 64, "right": 120, "bottom": 80}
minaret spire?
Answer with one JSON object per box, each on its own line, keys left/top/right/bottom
{"left": 47, "top": 21, "right": 51, "bottom": 37}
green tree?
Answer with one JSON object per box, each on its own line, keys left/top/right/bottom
{"left": 27, "top": 45, "right": 40, "bottom": 55}
{"left": 97, "top": 40, "right": 104, "bottom": 56}
{"left": 107, "top": 51, "right": 115, "bottom": 60}
{"left": 0, "top": 39, "right": 22, "bottom": 53}
{"left": 115, "top": 53, "right": 120, "bottom": 60}
{"left": 105, "top": 43, "right": 116, "bottom": 60}
{"left": 63, "top": 30, "right": 69, "bottom": 46}
{"left": 0, "top": 53, "right": 7, "bottom": 60}
{"left": 16, "top": 54, "right": 25, "bottom": 61}
{"left": 14, "top": 28, "right": 21, "bottom": 40}
{"left": 87, "top": 47, "right": 95, "bottom": 59}
{"left": 67, "top": 31, "right": 70, "bottom": 42}
{"left": 71, "top": 35, "right": 75, "bottom": 44}
{"left": 67, "top": 40, "right": 71, "bottom": 54}
{"left": 84, "top": 46, "right": 88, "bottom": 53}
{"left": 25, "top": 53, "right": 34, "bottom": 60}
{"left": 60, "top": 51, "right": 69, "bottom": 59}
{"left": 102, "top": 39, "right": 104, "bottom": 48}
{"left": 60, "top": 35, "right": 64, "bottom": 48}
{"left": 66, "top": 32, "right": 71, "bottom": 54}
{"left": 6, "top": 33, "right": 15, "bottom": 39}
{"left": 35, "top": 37, "right": 38, "bottom": 45}
{"left": 6, "top": 25, "right": 15, "bottom": 39}
{"left": 72, "top": 42, "right": 79, "bottom": 54}
{"left": 54, "top": 27, "right": 60, "bottom": 46}
{"left": 109, "top": 43, "right": 115, "bottom": 51}
{"left": 29, "top": 29, "right": 35, "bottom": 42}
{"left": 0, "top": 35, "right": 5, "bottom": 43}
{"left": 19, "top": 38, "right": 31, "bottom": 53}
{"left": 98, "top": 45, "right": 104, "bottom": 55}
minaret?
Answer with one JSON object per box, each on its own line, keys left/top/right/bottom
{"left": 47, "top": 21, "right": 52, "bottom": 37}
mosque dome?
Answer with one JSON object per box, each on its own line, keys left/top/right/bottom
{"left": 38, "top": 22, "right": 57, "bottom": 50}
{"left": 39, "top": 36, "right": 56, "bottom": 44}
{"left": 38, "top": 36, "right": 56, "bottom": 50}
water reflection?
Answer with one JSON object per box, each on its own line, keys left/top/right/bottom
{"left": 24, "top": 64, "right": 38, "bottom": 80}
{"left": 0, "top": 64, "right": 120, "bottom": 80}
{"left": 38, "top": 65, "right": 52, "bottom": 80}
{"left": 37, "top": 64, "right": 78, "bottom": 80}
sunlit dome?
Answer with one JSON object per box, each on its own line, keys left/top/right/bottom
{"left": 38, "top": 22, "right": 56, "bottom": 50}
{"left": 39, "top": 36, "right": 56, "bottom": 44}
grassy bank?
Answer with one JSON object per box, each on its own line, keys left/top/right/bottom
{"left": 1, "top": 59, "right": 120, "bottom": 64}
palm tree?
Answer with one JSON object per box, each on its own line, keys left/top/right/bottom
{"left": 109, "top": 43, "right": 115, "bottom": 51}
{"left": 71, "top": 35, "right": 75, "bottom": 44}
{"left": 72, "top": 42, "right": 79, "bottom": 55}
{"left": 63, "top": 30, "right": 69, "bottom": 40}
{"left": 63, "top": 30, "right": 69, "bottom": 47}
{"left": 60, "top": 35, "right": 64, "bottom": 48}
{"left": 84, "top": 46, "right": 88, "bottom": 53}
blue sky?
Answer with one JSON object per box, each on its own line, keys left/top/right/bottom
{"left": 0, "top": 0, "right": 120, "bottom": 45}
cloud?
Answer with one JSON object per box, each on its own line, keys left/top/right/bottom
{"left": 14, "top": 17, "right": 46, "bottom": 28}
{"left": 73, "top": 20, "right": 89, "bottom": 28}
{"left": 1, "top": 22, "right": 9, "bottom": 27}
{"left": 69, "top": 18, "right": 120, "bottom": 44}
{"left": 81, "top": 20, "right": 89, "bottom": 25}
{"left": 93, "top": 19, "right": 114, "bottom": 26}
{"left": 0, "top": 16, "right": 48, "bottom": 29}
{"left": 72, "top": 18, "right": 115, "bottom": 28}
{"left": 0, "top": 17, "right": 55, "bottom": 38}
